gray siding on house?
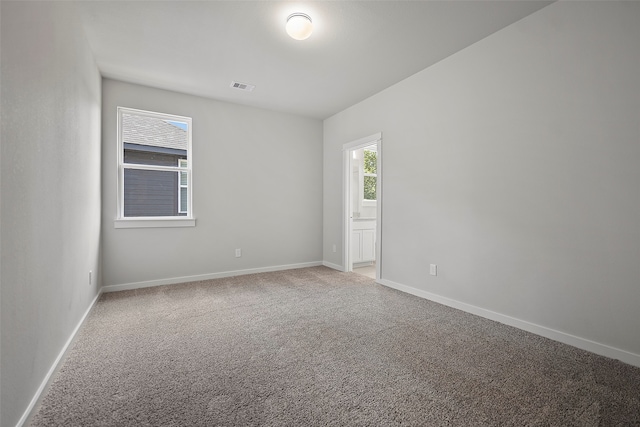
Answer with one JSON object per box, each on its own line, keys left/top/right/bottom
{"left": 123, "top": 150, "right": 186, "bottom": 217}
{"left": 124, "top": 149, "right": 183, "bottom": 167}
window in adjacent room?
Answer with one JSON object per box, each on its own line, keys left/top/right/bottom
{"left": 362, "top": 146, "right": 377, "bottom": 205}
{"left": 116, "top": 107, "right": 193, "bottom": 227}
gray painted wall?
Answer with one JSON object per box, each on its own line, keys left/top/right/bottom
{"left": 324, "top": 2, "right": 640, "bottom": 359}
{"left": 0, "top": 2, "right": 102, "bottom": 426}
{"left": 102, "top": 79, "right": 323, "bottom": 287}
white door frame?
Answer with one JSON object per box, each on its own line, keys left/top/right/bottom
{"left": 342, "top": 132, "right": 382, "bottom": 280}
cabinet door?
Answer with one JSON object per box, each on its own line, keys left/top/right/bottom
{"left": 351, "top": 230, "right": 363, "bottom": 263}
{"left": 362, "top": 229, "right": 375, "bottom": 261}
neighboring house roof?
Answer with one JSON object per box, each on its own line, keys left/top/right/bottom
{"left": 123, "top": 113, "right": 187, "bottom": 151}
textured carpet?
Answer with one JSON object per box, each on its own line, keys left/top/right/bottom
{"left": 31, "top": 266, "right": 640, "bottom": 426}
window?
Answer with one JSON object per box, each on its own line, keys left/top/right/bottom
{"left": 363, "top": 147, "right": 377, "bottom": 205}
{"left": 116, "top": 107, "right": 194, "bottom": 228}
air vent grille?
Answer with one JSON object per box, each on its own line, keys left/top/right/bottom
{"left": 230, "top": 81, "right": 255, "bottom": 92}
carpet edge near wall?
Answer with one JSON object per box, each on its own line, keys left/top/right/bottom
{"left": 101, "top": 261, "right": 324, "bottom": 293}
{"left": 378, "top": 277, "right": 640, "bottom": 368}
{"left": 17, "top": 289, "right": 104, "bottom": 427}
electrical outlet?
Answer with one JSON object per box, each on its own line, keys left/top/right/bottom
{"left": 332, "top": 244, "right": 337, "bottom": 253}
{"left": 89, "top": 270, "right": 93, "bottom": 285}
{"left": 429, "top": 264, "right": 437, "bottom": 276}
{"left": 235, "top": 248, "right": 242, "bottom": 258}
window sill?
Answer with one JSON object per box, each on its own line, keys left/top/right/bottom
{"left": 362, "top": 200, "right": 377, "bottom": 207}
{"left": 114, "top": 217, "right": 196, "bottom": 229}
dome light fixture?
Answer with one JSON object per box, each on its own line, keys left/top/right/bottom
{"left": 286, "top": 13, "right": 313, "bottom": 41}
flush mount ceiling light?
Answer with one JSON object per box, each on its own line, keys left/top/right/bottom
{"left": 286, "top": 13, "right": 313, "bottom": 41}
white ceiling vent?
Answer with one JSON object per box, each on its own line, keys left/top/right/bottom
{"left": 230, "top": 81, "right": 255, "bottom": 92}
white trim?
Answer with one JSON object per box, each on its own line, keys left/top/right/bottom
{"left": 343, "top": 133, "right": 383, "bottom": 279}
{"left": 102, "top": 261, "right": 323, "bottom": 293}
{"left": 121, "top": 163, "right": 185, "bottom": 173}
{"left": 378, "top": 278, "right": 640, "bottom": 368}
{"left": 16, "top": 289, "right": 104, "bottom": 427}
{"left": 375, "top": 139, "right": 382, "bottom": 281}
{"left": 343, "top": 149, "right": 352, "bottom": 273}
{"left": 114, "top": 217, "right": 196, "bottom": 228}
{"left": 322, "top": 261, "right": 343, "bottom": 271}
{"left": 178, "top": 158, "right": 188, "bottom": 214}
{"left": 342, "top": 132, "right": 382, "bottom": 151}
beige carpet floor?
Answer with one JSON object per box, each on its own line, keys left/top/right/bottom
{"left": 31, "top": 266, "right": 640, "bottom": 426}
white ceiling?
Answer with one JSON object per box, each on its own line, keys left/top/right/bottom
{"left": 76, "top": 1, "right": 552, "bottom": 119}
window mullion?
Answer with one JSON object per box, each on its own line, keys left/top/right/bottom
{"left": 122, "top": 163, "right": 182, "bottom": 173}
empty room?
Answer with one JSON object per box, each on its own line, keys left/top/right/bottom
{"left": 1, "top": 1, "right": 639, "bottom": 426}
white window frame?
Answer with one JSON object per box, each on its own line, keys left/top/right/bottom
{"left": 178, "top": 158, "right": 188, "bottom": 214}
{"left": 115, "top": 107, "right": 195, "bottom": 229}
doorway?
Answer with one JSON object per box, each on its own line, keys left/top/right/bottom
{"left": 343, "top": 133, "right": 382, "bottom": 280}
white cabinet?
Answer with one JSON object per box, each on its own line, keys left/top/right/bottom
{"left": 361, "top": 229, "right": 375, "bottom": 261}
{"left": 352, "top": 220, "right": 376, "bottom": 265}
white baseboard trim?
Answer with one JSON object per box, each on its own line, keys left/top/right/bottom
{"left": 378, "top": 278, "right": 640, "bottom": 368}
{"left": 322, "top": 261, "right": 343, "bottom": 271}
{"left": 102, "top": 261, "right": 324, "bottom": 293}
{"left": 16, "top": 288, "right": 104, "bottom": 427}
